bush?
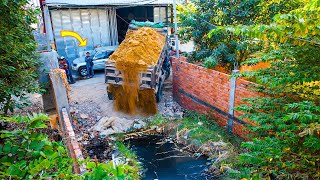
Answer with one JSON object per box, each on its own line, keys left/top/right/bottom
{"left": 0, "top": 114, "right": 141, "bottom": 179}
{"left": 0, "top": 114, "right": 76, "bottom": 179}
{"left": 0, "top": 1, "right": 41, "bottom": 114}
{"left": 209, "top": 0, "right": 320, "bottom": 178}
{"left": 178, "top": 0, "right": 296, "bottom": 70}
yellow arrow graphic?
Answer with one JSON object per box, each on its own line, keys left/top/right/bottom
{"left": 60, "top": 30, "right": 88, "bottom": 47}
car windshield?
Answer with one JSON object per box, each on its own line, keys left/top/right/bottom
{"left": 94, "top": 51, "right": 105, "bottom": 60}
{"left": 94, "top": 50, "right": 114, "bottom": 60}
{"left": 105, "top": 50, "right": 114, "bottom": 58}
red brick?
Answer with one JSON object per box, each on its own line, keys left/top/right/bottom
{"left": 172, "top": 57, "right": 261, "bottom": 137}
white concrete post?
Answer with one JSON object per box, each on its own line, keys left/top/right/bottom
{"left": 173, "top": 0, "right": 180, "bottom": 58}
{"left": 43, "top": 5, "right": 54, "bottom": 51}
{"left": 228, "top": 70, "right": 239, "bottom": 133}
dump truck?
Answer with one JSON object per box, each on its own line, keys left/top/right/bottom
{"left": 105, "top": 23, "right": 171, "bottom": 103}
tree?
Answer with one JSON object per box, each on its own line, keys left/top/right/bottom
{"left": 0, "top": 0, "right": 41, "bottom": 114}
{"left": 210, "top": 0, "right": 320, "bottom": 178}
{"left": 178, "top": 0, "right": 297, "bottom": 71}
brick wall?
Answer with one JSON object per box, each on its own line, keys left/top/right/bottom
{"left": 60, "top": 108, "right": 85, "bottom": 173}
{"left": 172, "top": 57, "right": 260, "bottom": 136}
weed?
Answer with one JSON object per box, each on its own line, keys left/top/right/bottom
{"left": 147, "top": 114, "right": 167, "bottom": 126}
{"left": 181, "top": 111, "right": 242, "bottom": 147}
{"left": 115, "top": 142, "right": 141, "bottom": 179}
{"left": 116, "top": 142, "right": 138, "bottom": 161}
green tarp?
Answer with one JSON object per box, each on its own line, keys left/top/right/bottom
{"left": 130, "top": 20, "right": 165, "bottom": 28}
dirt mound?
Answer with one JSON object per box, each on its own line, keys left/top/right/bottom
{"left": 110, "top": 27, "right": 165, "bottom": 66}
{"left": 109, "top": 27, "right": 165, "bottom": 115}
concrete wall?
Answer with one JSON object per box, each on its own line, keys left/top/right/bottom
{"left": 172, "top": 57, "right": 262, "bottom": 136}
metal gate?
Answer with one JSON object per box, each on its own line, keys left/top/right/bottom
{"left": 50, "top": 8, "right": 118, "bottom": 61}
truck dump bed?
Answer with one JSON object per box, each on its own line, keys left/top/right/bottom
{"left": 105, "top": 45, "right": 166, "bottom": 90}
{"left": 105, "top": 25, "right": 168, "bottom": 91}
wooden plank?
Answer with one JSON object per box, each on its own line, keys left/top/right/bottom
{"left": 140, "top": 77, "right": 152, "bottom": 81}
{"left": 106, "top": 67, "right": 117, "bottom": 70}
{"left": 106, "top": 74, "right": 123, "bottom": 78}
{"left": 106, "top": 80, "right": 123, "bottom": 85}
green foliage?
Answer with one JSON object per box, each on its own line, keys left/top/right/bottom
{"left": 178, "top": 112, "right": 242, "bottom": 175}
{"left": 148, "top": 112, "right": 241, "bottom": 146}
{"left": 209, "top": 0, "right": 320, "bottom": 179}
{"left": 178, "top": 0, "right": 296, "bottom": 70}
{"left": 148, "top": 114, "right": 168, "bottom": 126}
{"left": 116, "top": 142, "right": 138, "bottom": 161}
{"left": 83, "top": 160, "right": 139, "bottom": 180}
{"left": 178, "top": 112, "right": 241, "bottom": 146}
{"left": 80, "top": 144, "right": 141, "bottom": 180}
{"left": 115, "top": 142, "right": 141, "bottom": 179}
{"left": 0, "top": 114, "right": 141, "bottom": 179}
{"left": 236, "top": 100, "right": 320, "bottom": 178}
{"left": 0, "top": 0, "right": 41, "bottom": 114}
{"left": 0, "top": 114, "right": 76, "bottom": 179}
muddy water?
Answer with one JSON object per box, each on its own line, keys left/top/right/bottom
{"left": 126, "top": 135, "right": 212, "bottom": 180}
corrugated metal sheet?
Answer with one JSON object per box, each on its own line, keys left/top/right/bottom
{"left": 51, "top": 8, "right": 118, "bottom": 61}
{"left": 46, "top": 0, "right": 173, "bottom": 6}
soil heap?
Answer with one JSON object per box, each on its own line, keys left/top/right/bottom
{"left": 108, "top": 27, "right": 165, "bottom": 115}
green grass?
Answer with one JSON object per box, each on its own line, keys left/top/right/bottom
{"left": 116, "top": 142, "right": 137, "bottom": 161}
{"left": 179, "top": 111, "right": 242, "bottom": 147}
{"left": 115, "top": 142, "right": 142, "bottom": 172}
{"left": 148, "top": 111, "right": 242, "bottom": 147}
{"left": 148, "top": 114, "right": 168, "bottom": 126}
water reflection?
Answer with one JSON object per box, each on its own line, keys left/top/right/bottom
{"left": 126, "top": 135, "right": 211, "bottom": 180}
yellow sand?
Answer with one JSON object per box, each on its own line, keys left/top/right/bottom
{"left": 109, "top": 27, "right": 165, "bottom": 115}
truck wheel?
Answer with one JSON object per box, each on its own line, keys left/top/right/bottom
{"left": 78, "top": 66, "right": 88, "bottom": 77}
{"left": 156, "top": 79, "right": 164, "bottom": 103}
{"left": 108, "top": 92, "right": 113, "bottom": 100}
{"left": 106, "top": 86, "right": 114, "bottom": 100}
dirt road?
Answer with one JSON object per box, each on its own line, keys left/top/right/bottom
{"left": 69, "top": 70, "right": 183, "bottom": 131}
{"left": 69, "top": 70, "right": 141, "bottom": 120}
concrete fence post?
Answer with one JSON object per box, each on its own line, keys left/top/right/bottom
{"left": 39, "top": 51, "right": 59, "bottom": 113}
{"left": 43, "top": 5, "right": 54, "bottom": 51}
{"left": 49, "top": 71, "right": 69, "bottom": 123}
{"left": 228, "top": 70, "right": 239, "bottom": 133}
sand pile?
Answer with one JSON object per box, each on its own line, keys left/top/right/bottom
{"left": 109, "top": 27, "right": 165, "bottom": 115}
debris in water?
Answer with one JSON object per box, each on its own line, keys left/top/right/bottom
{"left": 126, "top": 135, "right": 211, "bottom": 179}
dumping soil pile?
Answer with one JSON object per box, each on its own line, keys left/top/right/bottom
{"left": 109, "top": 27, "right": 165, "bottom": 115}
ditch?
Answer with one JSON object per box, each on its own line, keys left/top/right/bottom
{"left": 126, "top": 135, "right": 212, "bottom": 180}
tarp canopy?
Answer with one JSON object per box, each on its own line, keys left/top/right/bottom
{"left": 46, "top": 0, "right": 173, "bottom": 6}
{"left": 130, "top": 20, "right": 166, "bottom": 28}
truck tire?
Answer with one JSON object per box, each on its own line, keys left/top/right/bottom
{"left": 156, "top": 79, "right": 164, "bottom": 103}
{"left": 106, "top": 86, "right": 113, "bottom": 100}
{"left": 108, "top": 92, "right": 113, "bottom": 100}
